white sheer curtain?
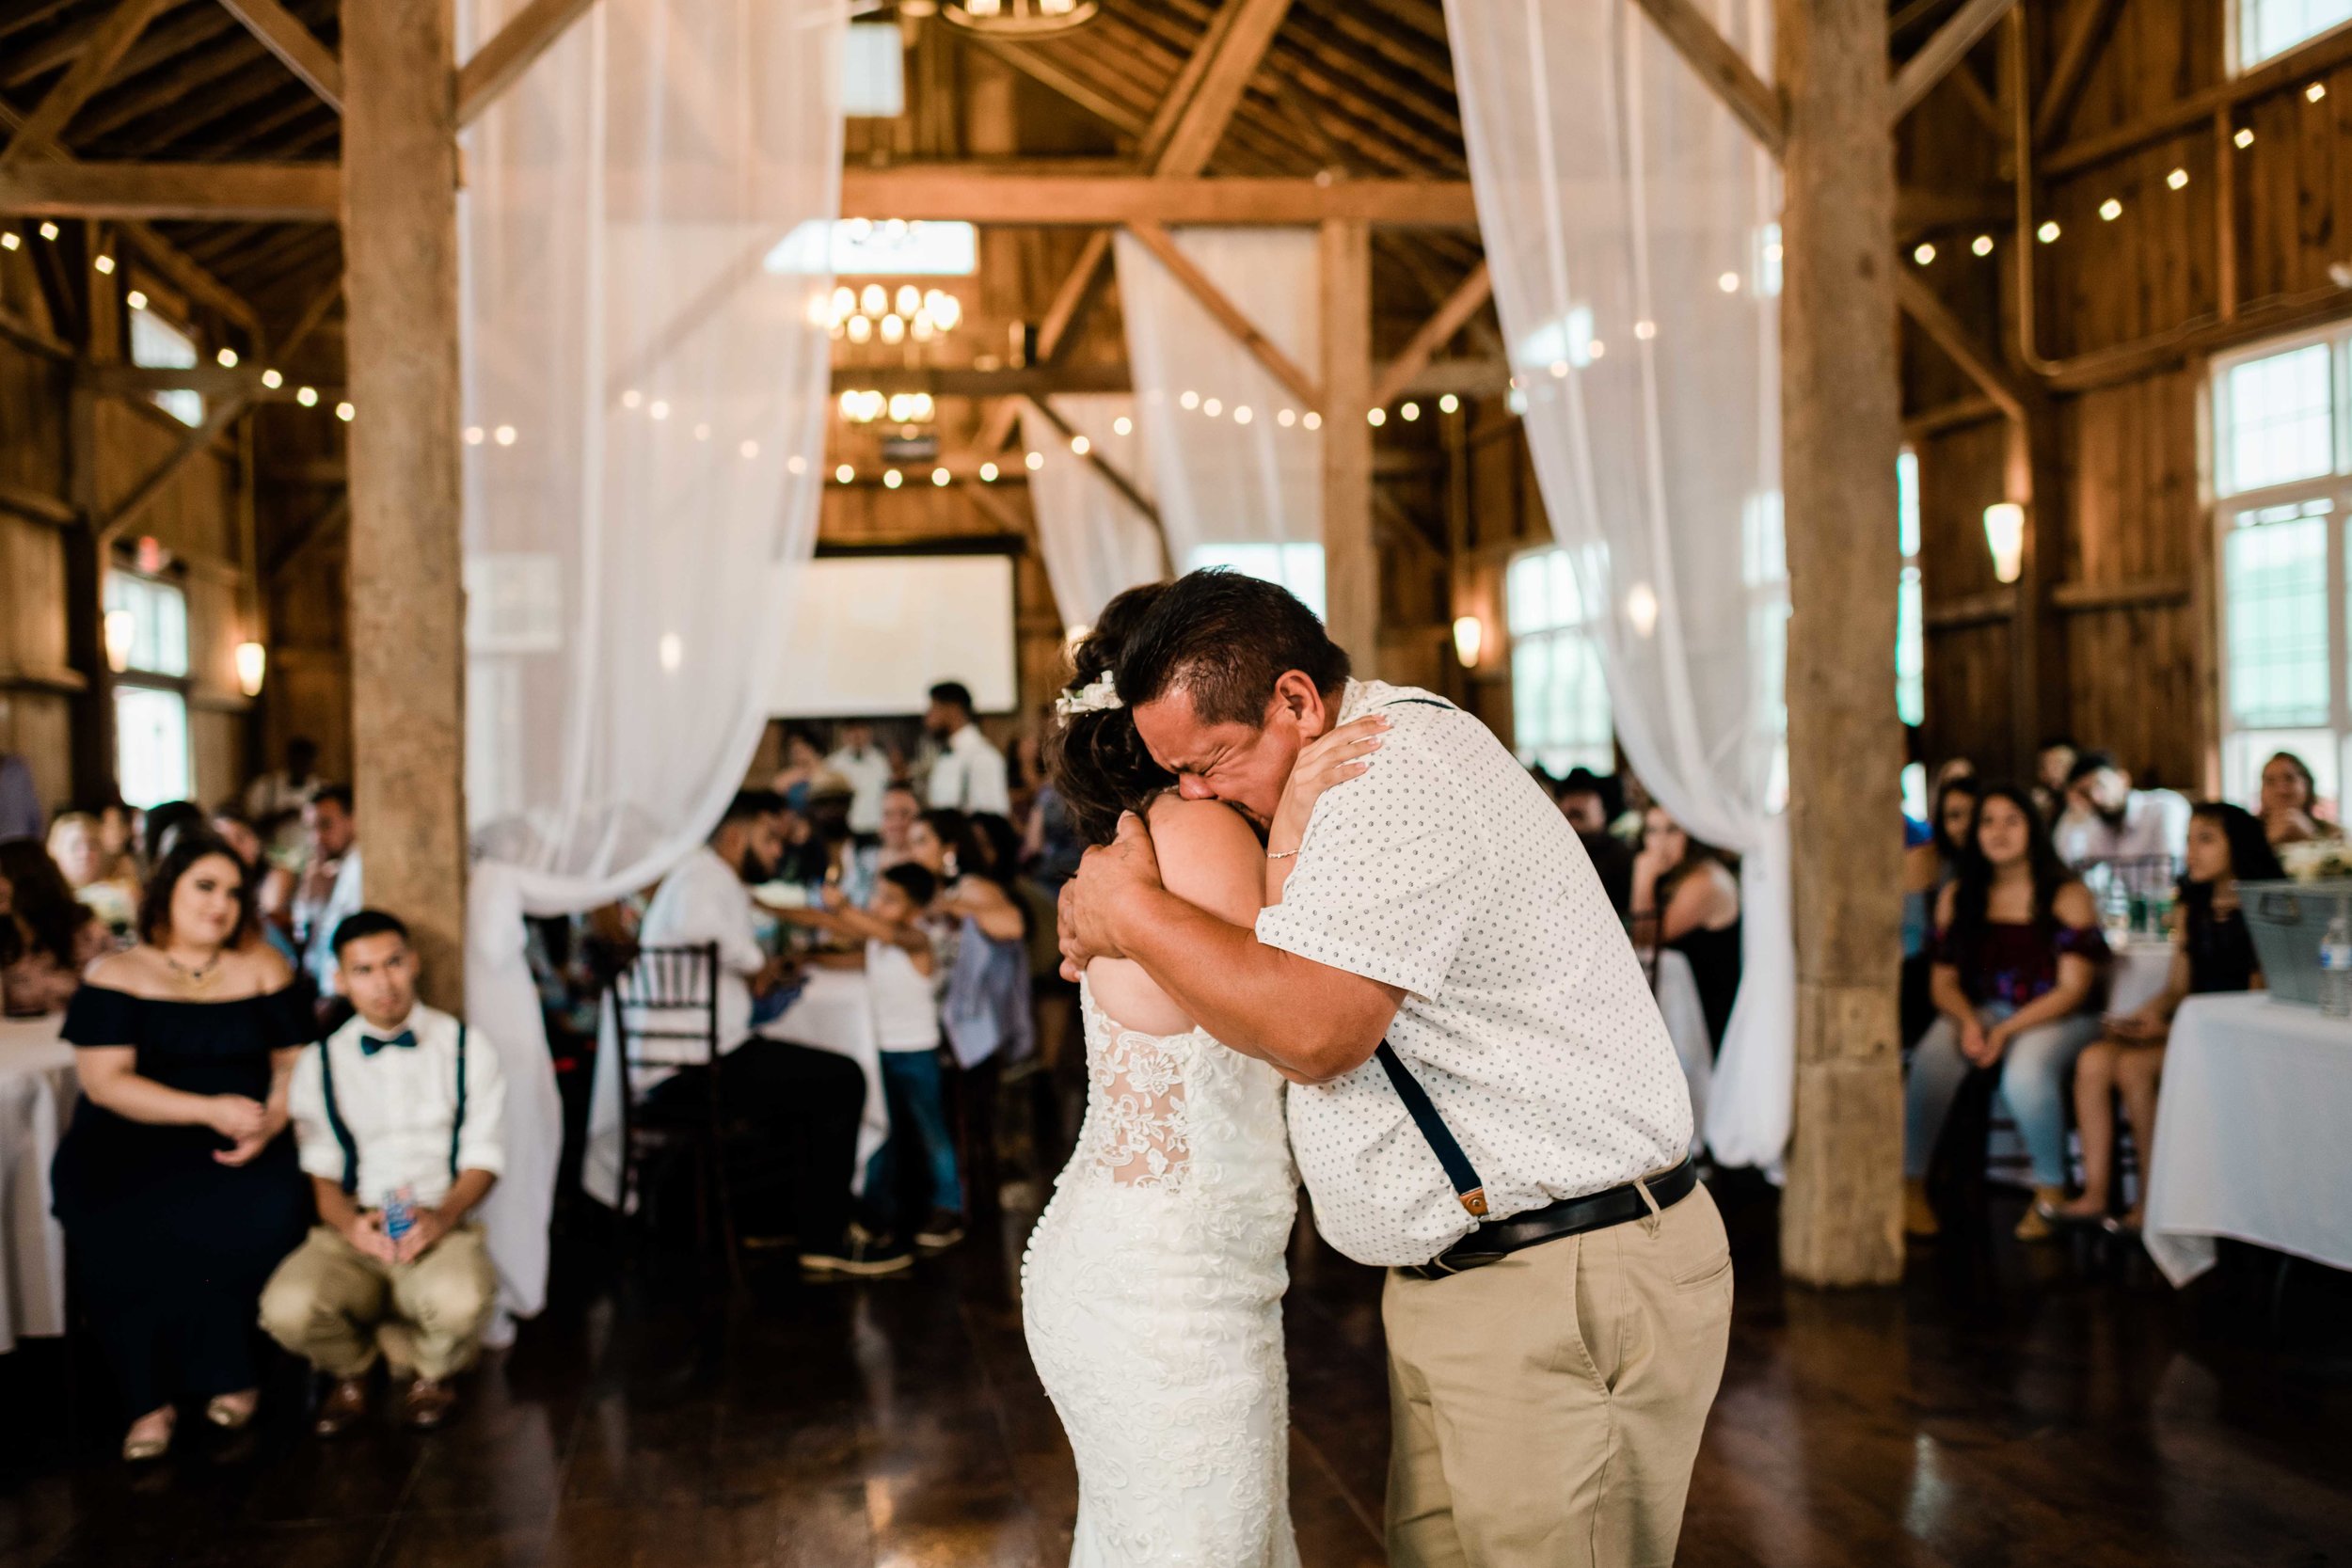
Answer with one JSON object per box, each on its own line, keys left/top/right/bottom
{"left": 457, "top": 0, "right": 841, "bottom": 1310}
{"left": 1114, "top": 230, "right": 1326, "bottom": 615}
{"left": 1449, "top": 0, "right": 1794, "bottom": 1170}
{"left": 1021, "top": 394, "right": 1164, "bottom": 633}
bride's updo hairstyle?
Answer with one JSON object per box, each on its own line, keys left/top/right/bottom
{"left": 1050, "top": 583, "right": 1178, "bottom": 848}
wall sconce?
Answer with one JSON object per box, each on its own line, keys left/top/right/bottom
{"left": 234, "top": 641, "right": 267, "bottom": 697}
{"left": 1982, "top": 501, "right": 2026, "bottom": 585}
{"left": 103, "top": 610, "right": 135, "bottom": 673}
{"left": 1452, "top": 615, "right": 1484, "bottom": 669}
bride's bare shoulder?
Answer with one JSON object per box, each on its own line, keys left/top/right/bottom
{"left": 1145, "top": 794, "right": 1263, "bottom": 927}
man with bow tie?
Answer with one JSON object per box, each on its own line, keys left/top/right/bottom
{"left": 261, "top": 909, "right": 506, "bottom": 1434}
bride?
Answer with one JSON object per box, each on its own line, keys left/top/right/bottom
{"left": 1023, "top": 584, "right": 1372, "bottom": 1566}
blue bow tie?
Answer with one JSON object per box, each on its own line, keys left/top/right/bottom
{"left": 359, "top": 1029, "right": 417, "bottom": 1056}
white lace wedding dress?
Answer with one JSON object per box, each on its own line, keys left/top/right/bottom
{"left": 1022, "top": 975, "right": 1301, "bottom": 1567}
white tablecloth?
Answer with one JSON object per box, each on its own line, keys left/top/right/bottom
{"left": 1652, "top": 952, "right": 1713, "bottom": 1159}
{"left": 2142, "top": 992, "right": 2352, "bottom": 1286}
{"left": 583, "top": 965, "right": 889, "bottom": 1211}
{"left": 0, "top": 1013, "right": 74, "bottom": 1354}
{"left": 2109, "top": 937, "right": 2176, "bottom": 1015}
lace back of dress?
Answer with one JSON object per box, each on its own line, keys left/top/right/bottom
{"left": 1082, "top": 990, "right": 1198, "bottom": 1189}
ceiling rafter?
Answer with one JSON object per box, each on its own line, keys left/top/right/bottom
{"left": 0, "top": 0, "right": 174, "bottom": 167}
{"left": 215, "top": 0, "right": 342, "bottom": 113}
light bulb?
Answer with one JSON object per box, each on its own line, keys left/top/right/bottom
{"left": 1302, "top": 411, "right": 1322, "bottom": 430}
{"left": 125, "top": 290, "right": 147, "bottom": 310}
{"left": 1367, "top": 407, "right": 1387, "bottom": 427}
{"left": 2308, "top": 82, "right": 2328, "bottom": 103}
{"left": 1914, "top": 243, "right": 1936, "bottom": 264}
{"left": 883, "top": 469, "right": 902, "bottom": 489}
{"left": 1717, "top": 271, "right": 1740, "bottom": 293}
{"left": 1025, "top": 451, "right": 1043, "bottom": 471}
{"left": 494, "top": 424, "right": 517, "bottom": 446}
{"left": 216, "top": 347, "right": 238, "bottom": 367}
{"left": 2099, "top": 198, "right": 2122, "bottom": 221}
{"left": 464, "top": 426, "right": 485, "bottom": 444}
{"left": 1070, "top": 435, "right": 1090, "bottom": 455}
{"left": 847, "top": 315, "right": 872, "bottom": 343}
{"left": 1438, "top": 393, "right": 1459, "bottom": 413}
{"left": 861, "top": 283, "right": 886, "bottom": 316}
{"left": 2038, "top": 220, "right": 2061, "bottom": 243}
{"left": 1400, "top": 401, "right": 1421, "bottom": 420}
{"left": 1278, "top": 408, "right": 1296, "bottom": 427}
{"left": 1972, "top": 234, "right": 1994, "bottom": 256}
{"left": 0, "top": 232, "right": 15, "bottom": 251}
{"left": 1232, "top": 404, "right": 1252, "bottom": 424}
{"left": 1113, "top": 416, "right": 1132, "bottom": 436}
{"left": 335, "top": 402, "right": 354, "bottom": 421}
{"left": 622, "top": 388, "right": 643, "bottom": 408}
{"left": 1180, "top": 390, "right": 1200, "bottom": 410}
{"left": 836, "top": 464, "right": 854, "bottom": 483}
{"left": 911, "top": 314, "right": 935, "bottom": 341}
{"left": 234, "top": 641, "right": 266, "bottom": 697}
{"left": 896, "top": 284, "right": 921, "bottom": 317}
{"left": 93, "top": 254, "right": 114, "bottom": 275}
{"left": 1202, "top": 398, "right": 1222, "bottom": 418}
{"left": 980, "top": 463, "right": 998, "bottom": 482}
{"left": 262, "top": 368, "right": 283, "bottom": 388}
{"left": 2167, "top": 167, "right": 2189, "bottom": 190}
{"left": 932, "top": 467, "right": 950, "bottom": 486}
{"left": 2235, "top": 127, "right": 2255, "bottom": 149}
{"left": 38, "top": 221, "right": 59, "bottom": 241}
{"left": 295, "top": 386, "right": 318, "bottom": 407}
{"left": 879, "top": 313, "right": 906, "bottom": 345}
{"left": 648, "top": 399, "right": 669, "bottom": 420}
{"left": 1634, "top": 320, "right": 1657, "bottom": 340}
{"left": 1549, "top": 360, "right": 1569, "bottom": 378}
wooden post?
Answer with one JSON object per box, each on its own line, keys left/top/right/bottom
{"left": 1320, "top": 218, "right": 1376, "bottom": 675}
{"left": 340, "top": 0, "right": 466, "bottom": 1005}
{"left": 1776, "top": 0, "right": 1905, "bottom": 1286}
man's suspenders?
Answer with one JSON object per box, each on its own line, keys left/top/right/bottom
{"left": 315, "top": 1022, "right": 469, "bottom": 1197}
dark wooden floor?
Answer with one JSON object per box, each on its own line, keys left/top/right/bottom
{"left": 5, "top": 1177, "right": 2351, "bottom": 1567}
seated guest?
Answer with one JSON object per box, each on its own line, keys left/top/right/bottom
{"left": 293, "top": 784, "right": 363, "bottom": 996}
{"left": 1904, "top": 785, "right": 2107, "bottom": 1243}
{"left": 51, "top": 835, "right": 311, "bottom": 1462}
{"left": 245, "top": 735, "right": 323, "bottom": 854}
{"left": 799, "top": 864, "right": 963, "bottom": 1251}
{"left": 2034, "top": 738, "right": 2076, "bottom": 825}
{"left": 2049, "top": 804, "right": 2280, "bottom": 1234}
{"left": 1904, "top": 776, "right": 1979, "bottom": 960}
{"left": 637, "top": 791, "right": 906, "bottom": 1276}
{"left": 1556, "top": 768, "right": 1634, "bottom": 917}
{"left": 2256, "top": 749, "right": 2339, "bottom": 847}
{"left": 1631, "top": 804, "right": 1742, "bottom": 1053}
{"left": 262, "top": 911, "right": 504, "bottom": 1433}
{"left": 2054, "top": 750, "right": 2191, "bottom": 872}
{"left": 207, "top": 804, "right": 300, "bottom": 965}
{"left": 0, "top": 839, "right": 107, "bottom": 1015}
{"left": 50, "top": 810, "right": 139, "bottom": 937}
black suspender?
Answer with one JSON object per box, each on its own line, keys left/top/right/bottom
{"left": 1361, "top": 694, "right": 1490, "bottom": 1219}
{"left": 314, "top": 1021, "right": 470, "bottom": 1198}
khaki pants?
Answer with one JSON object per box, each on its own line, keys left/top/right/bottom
{"left": 259, "top": 1223, "right": 497, "bottom": 1382}
{"left": 1384, "top": 1182, "right": 1734, "bottom": 1568}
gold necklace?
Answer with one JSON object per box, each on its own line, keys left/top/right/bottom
{"left": 164, "top": 949, "right": 223, "bottom": 990}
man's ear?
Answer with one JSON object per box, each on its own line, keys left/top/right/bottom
{"left": 1271, "top": 670, "right": 1330, "bottom": 738}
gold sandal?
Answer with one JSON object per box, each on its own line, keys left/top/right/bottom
{"left": 205, "top": 1393, "right": 258, "bottom": 1432}
{"left": 121, "top": 1414, "right": 174, "bottom": 1463}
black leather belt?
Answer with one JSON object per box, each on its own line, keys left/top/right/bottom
{"left": 1398, "top": 1159, "right": 1700, "bottom": 1281}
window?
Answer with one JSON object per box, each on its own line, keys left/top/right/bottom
{"left": 764, "top": 219, "right": 977, "bottom": 277}
{"left": 842, "top": 21, "right": 905, "bottom": 116}
{"left": 2236, "top": 0, "right": 2352, "bottom": 69}
{"left": 1505, "top": 546, "right": 1614, "bottom": 778}
{"left": 2213, "top": 328, "right": 2352, "bottom": 812}
{"left": 129, "top": 306, "right": 203, "bottom": 428}
{"left": 1184, "top": 541, "right": 1325, "bottom": 620}
{"left": 103, "top": 571, "right": 191, "bottom": 809}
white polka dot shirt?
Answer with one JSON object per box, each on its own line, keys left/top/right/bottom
{"left": 1256, "top": 680, "right": 1694, "bottom": 1267}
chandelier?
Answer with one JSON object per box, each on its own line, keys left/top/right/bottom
{"left": 941, "top": 0, "right": 1098, "bottom": 38}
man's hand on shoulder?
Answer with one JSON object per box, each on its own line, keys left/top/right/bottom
{"left": 1057, "top": 811, "right": 1164, "bottom": 980}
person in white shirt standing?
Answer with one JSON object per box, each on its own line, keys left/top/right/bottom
{"left": 291, "top": 784, "right": 362, "bottom": 999}
{"left": 1056, "top": 569, "right": 1729, "bottom": 1568}
{"left": 262, "top": 910, "right": 504, "bottom": 1434}
{"left": 924, "top": 681, "right": 1010, "bottom": 817}
{"left": 826, "top": 721, "right": 897, "bottom": 840}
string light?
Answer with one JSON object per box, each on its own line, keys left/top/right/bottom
{"left": 295, "top": 386, "right": 318, "bottom": 407}
{"left": 2037, "top": 220, "right": 2061, "bottom": 243}
{"left": 1549, "top": 359, "right": 1569, "bottom": 378}
{"left": 861, "top": 283, "right": 887, "bottom": 315}
{"left": 622, "top": 388, "right": 643, "bottom": 408}
{"left": 879, "top": 313, "right": 906, "bottom": 345}
{"left": 125, "top": 290, "right": 147, "bottom": 310}
{"left": 1634, "top": 320, "right": 1657, "bottom": 340}
{"left": 2167, "top": 166, "right": 2190, "bottom": 190}
{"left": 836, "top": 464, "right": 854, "bottom": 483}
{"left": 1972, "top": 234, "right": 1994, "bottom": 256}
{"left": 1180, "top": 390, "right": 1200, "bottom": 410}
{"left": 494, "top": 424, "right": 517, "bottom": 446}
{"left": 832, "top": 285, "right": 856, "bottom": 320}
{"left": 1438, "top": 393, "right": 1459, "bottom": 414}
{"left": 2098, "top": 198, "right": 2123, "bottom": 221}
{"left": 1587, "top": 341, "right": 1605, "bottom": 360}
{"left": 335, "top": 401, "right": 355, "bottom": 422}
{"left": 1112, "top": 416, "right": 1132, "bottom": 436}
{"left": 1302, "top": 411, "right": 1322, "bottom": 430}
{"left": 1202, "top": 397, "right": 1222, "bottom": 418}
{"left": 1367, "top": 407, "right": 1387, "bottom": 427}
{"left": 1070, "top": 435, "right": 1090, "bottom": 455}
{"left": 979, "top": 462, "right": 998, "bottom": 482}
{"left": 1277, "top": 408, "right": 1296, "bottom": 427}
{"left": 1232, "top": 404, "right": 1252, "bottom": 425}
{"left": 923, "top": 289, "right": 961, "bottom": 330}
{"left": 648, "top": 399, "right": 670, "bottom": 420}
{"left": 0, "top": 232, "right": 16, "bottom": 251}
{"left": 932, "top": 467, "right": 950, "bottom": 486}
{"left": 93, "top": 254, "right": 114, "bottom": 276}
{"left": 847, "top": 315, "right": 873, "bottom": 344}
{"left": 1913, "top": 242, "right": 1936, "bottom": 264}
{"left": 883, "top": 469, "right": 902, "bottom": 489}
{"left": 215, "top": 347, "right": 238, "bottom": 367}
{"left": 1400, "top": 401, "right": 1421, "bottom": 421}
{"left": 464, "top": 426, "right": 485, "bottom": 444}
{"left": 2308, "top": 81, "right": 2328, "bottom": 103}
{"left": 38, "top": 221, "right": 57, "bottom": 241}
{"left": 1717, "top": 271, "right": 1740, "bottom": 293}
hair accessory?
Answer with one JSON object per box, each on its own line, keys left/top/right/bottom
{"left": 1055, "top": 670, "right": 1123, "bottom": 719}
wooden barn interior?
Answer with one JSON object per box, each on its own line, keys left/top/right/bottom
{"left": 4, "top": 1, "right": 2352, "bottom": 1563}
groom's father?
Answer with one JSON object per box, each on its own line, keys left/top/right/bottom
{"left": 1057, "top": 570, "right": 1731, "bottom": 1568}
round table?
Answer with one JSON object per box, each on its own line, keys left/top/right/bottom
{"left": 0, "top": 1012, "right": 74, "bottom": 1354}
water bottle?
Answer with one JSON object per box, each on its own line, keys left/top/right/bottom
{"left": 2320, "top": 913, "right": 2352, "bottom": 1018}
{"left": 383, "top": 1184, "right": 418, "bottom": 1245}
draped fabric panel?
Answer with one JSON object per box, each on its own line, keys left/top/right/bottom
{"left": 1021, "top": 394, "right": 1165, "bottom": 634}
{"left": 1114, "top": 230, "right": 1327, "bottom": 615}
{"left": 1448, "top": 0, "right": 1795, "bottom": 1170}
{"left": 456, "top": 0, "right": 842, "bottom": 1313}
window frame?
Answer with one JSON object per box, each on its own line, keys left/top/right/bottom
{"left": 2231, "top": 0, "right": 2352, "bottom": 74}
{"left": 1502, "top": 543, "right": 1616, "bottom": 779}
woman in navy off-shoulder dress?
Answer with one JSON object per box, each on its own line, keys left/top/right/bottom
{"left": 52, "top": 835, "right": 312, "bottom": 1462}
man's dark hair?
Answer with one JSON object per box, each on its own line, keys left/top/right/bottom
{"left": 928, "top": 681, "right": 975, "bottom": 716}
{"left": 331, "top": 908, "right": 410, "bottom": 958}
{"left": 2064, "top": 749, "right": 2120, "bottom": 788}
{"left": 1117, "top": 569, "right": 1351, "bottom": 727}
{"left": 310, "top": 782, "right": 354, "bottom": 814}
{"left": 718, "top": 790, "right": 772, "bottom": 831}
{"left": 879, "top": 862, "right": 939, "bottom": 908}
{"left": 1557, "top": 767, "right": 1625, "bottom": 823}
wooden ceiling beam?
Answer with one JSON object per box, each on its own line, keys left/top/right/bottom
{"left": 95, "top": 392, "right": 252, "bottom": 546}
{"left": 69, "top": 36, "right": 274, "bottom": 145}
{"left": 1370, "top": 259, "right": 1489, "bottom": 410}
{"left": 839, "top": 169, "right": 1477, "bottom": 226}
{"left": 456, "top": 0, "right": 600, "bottom": 129}
{"left": 2043, "top": 19, "right": 2352, "bottom": 176}
{"left": 0, "top": 159, "right": 340, "bottom": 220}
{"left": 972, "top": 37, "right": 1151, "bottom": 142}
{"left": 1629, "top": 0, "right": 1785, "bottom": 157}
{"left": 1024, "top": 394, "right": 1167, "bottom": 541}
{"left": 2033, "top": 0, "right": 2120, "bottom": 146}
{"left": 1890, "top": 0, "right": 2016, "bottom": 122}
{"left": 215, "top": 0, "right": 342, "bottom": 113}
{"left": 0, "top": 0, "right": 173, "bottom": 167}
{"left": 1124, "top": 218, "right": 1323, "bottom": 410}
{"left": 1894, "top": 270, "right": 2025, "bottom": 422}
{"left": 268, "top": 272, "right": 342, "bottom": 363}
